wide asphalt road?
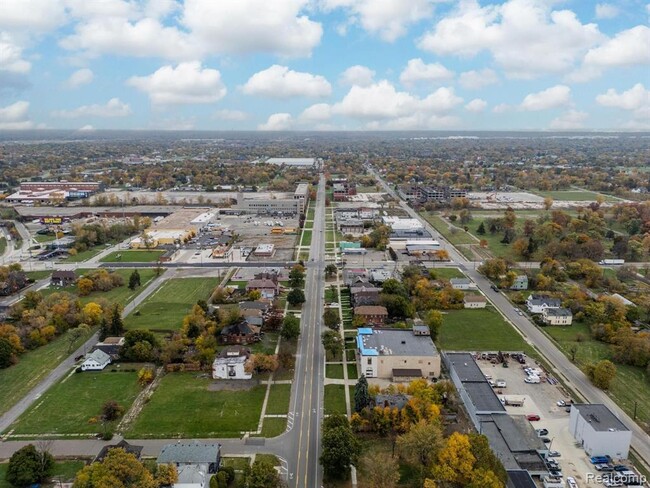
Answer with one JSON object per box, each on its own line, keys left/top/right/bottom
{"left": 369, "top": 167, "right": 650, "bottom": 468}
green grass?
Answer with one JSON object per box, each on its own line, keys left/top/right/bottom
{"left": 544, "top": 322, "right": 650, "bottom": 426}
{"left": 100, "top": 250, "right": 165, "bottom": 263}
{"left": 33, "top": 233, "right": 57, "bottom": 243}
{"left": 347, "top": 363, "right": 358, "bottom": 379}
{"left": 221, "top": 457, "right": 251, "bottom": 471}
{"left": 429, "top": 267, "right": 465, "bottom": 280}
{"left": 325, "top": 287, "right": 339, "bottom": 303}
{"left": 307, "top": 207, "right": 315, "bottom": 220}
{"left": 326, "top": 364, "right": 345, "bottom": 379}
{"left": 261, "top": 417, "right": 287, "bottom": 437}
{"left": 300, "top": 229, "right": 313, "bottom": 247}
{"left": 247, "top": 332, "right": 279, "bottom": 355}
{"left": 537, "top": 190, "right": 618, "bottom": 202}
{"left": 265, "top": 384, "right": 291, "bottom": 415}
{"left": 125, "top": 277, "right": 219, "bottom": 331}
{"left": 438, "top": 307, "right": 531, "bottom": 352}
{"left": 25, "top": 270, "right": 52, "bottom": 280}
{"left": 0, "top": 237, "right": 5, "bottom": 255}
{"left": 227, "top": 280, "right": 247, "bottom": 289}
{"left": 256, "top": 454, "right": 280, "bottom": 466}
{"left": 0, "top": 461, "right": 86, "bottom": 488}
{"left": 65, "top": 246, "right": 106, "bottom": 262}
{"left": 421, "top": 213, "right": 476, "bottom": 246}
{"left": 0, "top": 328, "right": 92, "bottom": 417}
{"left": 127, "top": 373, "right": 266, "bottom": 437}
{"left": 8, "top": 371, "right": 140, "bottom": 436}
{"left": 324, "top": 385, "right": 347, "bottom": 415}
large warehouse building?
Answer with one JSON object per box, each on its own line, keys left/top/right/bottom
{"left": 569, "top": 403, "right": 631, "bottom": 459}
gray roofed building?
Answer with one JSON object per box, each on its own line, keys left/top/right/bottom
{"left": 570, "top": 404, "right": 628, "bottom": 432}
{"left": 445, "top": 352, "right": 488, "bottom": 382}
{"left": 374, "top": 393, "right": 410, "bottom": 410}
{"left": 569, "top": 403, "right": 632, "bottom": 458}
{"left": 450, "top": 277, "right": 475, "bottom": 289}
{"left": 157, "top": 441, "right": 221, "bottom": 474}
{"left": 464, "top": 382, "right": 507, "bottom": 412}
{"left": 506, "top": 470, "right": 537, "bottom": 488}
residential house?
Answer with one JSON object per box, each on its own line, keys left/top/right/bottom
{"left": 374, "top": 393, "right": 410, "bottom": 410}
{"left": 354, "top": 305, "right": 389, "bottom": 326}
{"left": 93, "top": 336, "right": 125, "bottom": 359}
{"left": 343, "top": 268, "right": 368, "bottom": 286}
{"left": 157, "top": 441, "right": 222, "bottom": 483}
{"left": 357, "top": 327, "right": 441, "bottom": 380}
{"left": 0, "top": 270, "right": 28, "bottom": 296}
{"left": 245, "top": 278, "right": 279, "bottom": 299}
{"left": 339, "top": 220, "right": 365, "bottom": 235}
{"left": 244, "top": 316, "right": 264, "bottom": 328}
{"left": 526, "top": 294, "right": 561, "bottom": 314}
{"left": 464, "top": 295, "right": 488, "bottom": 309}
{"left": 212, "top": 346, "right": 252, "bottom": 380}
{"left": 238, "top": 301, "right": 272, "bottom": 314}
{"left": 370, "top": 269, "right": 392, "bottom": 283}
{"left": 450, "top": 278, "right": 476, "bottom": 290}
{"left": 81, "top": 349, "right": 111, "bottom": 371}
{"left": 94, "top": 440, "right": 143, "bottom": 463}
{"left": 240, "top": 308, "right": 263, "bottom": 319}
{"left": 350, "top": 286, "right": 381, "bottom": 307}
{"left": 510, "top": 275, "right": 529, "bottom": 290}
{"left": 51, "top": 270, "right": 77, "bottom": 287}
{"left": 542, "top": 307, "right": 573, "bottom": 325}
{"left": 220, "top": 321, "right": 261, "bottom": 345}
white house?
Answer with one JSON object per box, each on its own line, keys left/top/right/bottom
{"left": 526, "top": 294, "right": 562, "bottom": 314}
{"left": 542, "top": 307, "right": 573, "bottom": 325}
{"left": 464, "top": 295, "right": 487, "bottom": 309}
{"left": 212, "top": 346, "right": 252, "bottom": 380}
{"left": 81, "top": 349, "right": 111, "bottom": 371}
{"left": 450, "top": 278, "right": 476, "bottom": 290}
{"left": 569, "top": 404, "right": 631, "bottom": 459}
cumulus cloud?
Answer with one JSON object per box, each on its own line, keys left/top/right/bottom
{"left": 519, "top": 85, "right": 571, "bottom": 111}
{"left": 0, "top": 0, "right": 66, "bottom": 32}
{"left": 52, "top": 97, "right": 132, "bottom": 118}
{"left": 300, "top": 103, "right": 332, "bottom": 121}
{"left": 596, "top": 83, "right": 650, "bottom": 111}
{"left": 595, "top": 3, "right": 619, "bottom": 19}
{"left": 399, "top": 58, "right": 454, "bottom": 86}
{"left": 321, "top": 0, "right": 434, "bottom": 42}
{"left": 549, "top": 110, "right": 588, "bottom": 130}
{"left": 0, "top": 100, "right": 34, "bottom": 129}
{"left": 418, "top": 0, "right": 603, "bottom": 78}
{"left": 65, "top": 68, "right": 94, "bottom": 88}
{"left": 258, "top": 113, "right": 293, "bottom": 130}
{"left": 459, "top": 69, "right": 499, "bottom": 89}
{"left": 465, "top": 98, "right": 487, "bottom": 113}
{"left": 127, "top": 62, "right": 226, "bottom": 105}
{"left": 493, "top": 103, "right": 512, "bottom": 114}
{"left": 213, "top": 109, "right": 249, "bottom": 121}
{"left": 242, "top": 65, "right": 331, "bottom": 99}
{"left": 0, "top": 33, "right": 31, "bottom": 74}
{"left": 339, "top": 65, "right": 375, "bottom": 87}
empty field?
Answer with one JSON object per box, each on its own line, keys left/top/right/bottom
{"left": 324, "top": 385, "right": 347, "bottom": 415}
{"left": 537, "top": 190, "right": 618, "bottom": 202}
{"left": 100, "top": 250, "right": 165, "bottom": 262}
{"left": 125, "top": 277, "right": 219, "bottom": 331}
{"left": 265, "top": 384, "right": 291, "bottom": 415}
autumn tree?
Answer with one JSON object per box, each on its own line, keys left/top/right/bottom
{"left": 101, "top": 400, "right": 125, "bottom": 422}
{"left": 82, "top": 302, "right": 103, "bottom": 326}
{"left": 73, "top": 448, "right": 156, "bottom": 488}
{"left": 587, "top": 359, "right": 617, "bottom": 390}
{"left": 77, "top": 277, "right": 94, "bottom": 296}
{"left": 432, "top": 432, "right": 476, "bottom": 486}
{"left": 396, "top": 420, "right": 444, "bottom": 474}
{"left": 154, "top": 464, "right": 178, "bottom": 487}
{"left": 544, "top": 196, "right": 554, "bottom": 210}
{"left": 359, "top": 451, "right": 400, "bottom": 488}
{"left": 138, "top": 367, "right": 155, "bottom": 386}
{"left": 424, "top": 310, "right": 443, "bottom": 340}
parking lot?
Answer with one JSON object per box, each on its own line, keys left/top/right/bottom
{"left": 475, "top": 357, "right": 641, "bottom": 487}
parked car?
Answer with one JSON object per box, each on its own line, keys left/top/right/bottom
{"left": 590, "top": 455, "right": 612, "bottom": 464}
{"left": 547, "top": 450, "right": 561, "bottom": 457}
{"left": 603, "top": 480, "right": 623, "bottom": 488}
{"left": 556, "top": 400, "right": 566, "bottom": 407}
{"left": 612, "top": 465, "right": 629, "bottom": 472}
{"left": 524, "top": 376, "right": 540, "bottom": 384}
{"left": 595, "top": 464, "right": 613, "bottom": 472}
{"left": 526, "top": 414, "right": 541, "bottom": 421}
{"left": 566, "top": 477, "right": 578, "bottom": 488}
{"left": 536, "top": 428, "right": 549, "bottom": 436}
{"left": 540, "top": 437, "right": 551, "bottom": 444}
{"left": 549, "top": 469, "right": 563, "bottom": 478}
{"left": 496, "top": 380, "right": 507, "bottom": 388}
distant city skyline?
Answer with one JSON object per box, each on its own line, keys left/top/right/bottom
{"left": 0, "top": 0, "right": 648, "bottom": 131}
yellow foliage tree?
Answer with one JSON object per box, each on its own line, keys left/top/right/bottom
{"left": 82, "top": 302, "right": 103, "bottom": 326}
{"left": 77, "top": 277, "right": 94, "bottom": 296}
{"left": 73, "top": 448, "right": 156, "bottom": 488}
{"left": 432, "top": 432, "right": 476, "bottom": 486}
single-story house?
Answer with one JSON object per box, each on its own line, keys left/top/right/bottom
{"left": 374, "top": 394, "right": 411, "bottom": 410}
{"left": 542, "top": 307, "right": 573, "bottom": 325}
{"left": 93, "top": 336, "right": 125, "bottom": 359}
{"left": 239, "top": 301, "right": 272, "bottom": 314}
{"left": 526, "top": 294, "right": 561, "bottom": 314}
{"left": 51, "top": 270, "right": 77, "bottom": 287}
{"left": 464, "top": 295, "right": 488, "bottom": 309}
{"left": 450, "top": 278, "right": 476, "bottom": 290}
{"left": 213, "top": 346, "right": 252, "bottom": 380}
{"left": 245, "top": 278, "right": 280, "bottom": 299}
{"left": 510, "top": 275, "right": 529, "bottom": 290}
{"left": 241, "top": 308, "right": 263, "bottom": 319}
{"left": 81, "top": 349, "right": 112, "bottom": 371}
{"left": 245, "top": 316, "right": 264, "bottom": 328}
{"left": 220, "top": 321, "right": 261, "bottom": 345}
{"left": 94, "top": 440, "right": 143, "bottom": 463}
{"left": 354, "top": 305, "right": 389, "bottom": 326}
{"left": 350, "top": 286, "right": 381, "bottom": 307}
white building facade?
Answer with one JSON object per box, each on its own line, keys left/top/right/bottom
{"left": 569, "top": 404, "right": 631, "bottom": 459}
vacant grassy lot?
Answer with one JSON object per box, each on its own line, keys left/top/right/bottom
{"left": 125, "top": 277, "right": 219, "bottom": 331}
{"left": 429, "top": 267, "right": 465, "bottom": 280}
{"left": 127, "top": 373, "right": 266, "bottom": 437}
{"left": 347, "top": 363, "right": 358, "bottom": 379}
{"left": 265, "top": 384, "right": 291, "bottom": 415}
{"left": 0, "top": 461, "right": 86, "bottom": 488}
{"left": 544, "top": 322, "right": 650, "bottom": 426}
{"left": 33, "top": 234, "right": 57, "bottom": 243}
{"left": 261, "top": 417, "right": 287, "bottom": 438}
{"left": 100, "top": 250, "right": 165, "bottom": 263}
{"left": 438, "top": 307, "right": 530, "bottom": 353}
{"left": 8, "top": 371, "right": 140, "bottom": 436}
{"left": 324, "top": 385, "right": 347, "bottom": 415}
{"left": 65, "top": 245, "right": 109, "bottom": 262}
{"left": 25, "top": 270, "right": 52, "bottom": 280}
{"left": 0, "top": 329, "right": 91, "bottom": 417}
{"left": 537, "top": 190, "right": 618, "bottom": 202}
{"left": 326, "top": 364, "right": 344, "bottom": 379}
{"left": 301, "top": 230, "right": 313, "bottom": 247}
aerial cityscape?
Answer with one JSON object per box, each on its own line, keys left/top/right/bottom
{"left": 1, "top": 1, "right": 649, "bottom": 488}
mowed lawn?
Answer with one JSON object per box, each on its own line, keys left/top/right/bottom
{"left": 537, "top": 190, "right": 618, "bottom": 202}
{"left": 100, "top": 250, "right": 165, "bottom": 263}
{"left": 420, "top": 213, "right": 476, "bottom": 245}
{"left": 429, "top": 267, "right": 466, "bottom": 280}
{"left": 125, "top": 277, "right": 219, "bottom": 331}
{"left": 265, "top": 384, "right": 291, "bottom": 415}
{"left": 0, "top": 329, "right": 91, "bottom": 417}
{"left": 438, "top": 307, "right": 530, "bottom": 353}
{"left": 126, "top": 373, "right": 266, "bottom": 437}
{"left": 301, "top": 229, "right": 313, "bottom": 247}
{"left": 7, "top": 371, "right": 140, "bottom": 436}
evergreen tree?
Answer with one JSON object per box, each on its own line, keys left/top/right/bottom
{"left": 108, "top": 304, "right": 125, "bottom": 337}
{"left": 6, "top": 445, "right": 54, "bottom": 487}
{"left": 354, "top": 375, "right": 370, "bottom": 412}
{"left": 476, "top": 221, "right": 486, "bottom": 235}
{"left": 128, "top": 269, "right": 141, "bottom": 290}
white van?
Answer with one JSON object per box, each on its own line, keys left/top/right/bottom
{"left": 525, "top": 376, "right": 540, "bottom": 384}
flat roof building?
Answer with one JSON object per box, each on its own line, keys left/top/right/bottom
{"left": 265, "top": 157, "right": 320, "bottom": 168}
{"left": 569, "top": 404, "right": 631, "bottom": 459}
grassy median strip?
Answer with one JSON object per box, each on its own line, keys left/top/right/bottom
{"left": 265, "top": 384, "right": 291, "bottom": 415}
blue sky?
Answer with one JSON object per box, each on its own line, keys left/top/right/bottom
{"left": 0, "top": 0, "right": 648, "bottom": 131}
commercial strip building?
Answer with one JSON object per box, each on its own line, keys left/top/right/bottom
{"left": 263, "top": 157, "right": 321, "bottom": 169}
{"left": 233, "top": 184, "right": 310, "bottom": 215}
{"left": 398, "top": 184, "right": 468, "bottom": 203}
{"left": 6, "top": 181, "right": 102, "bottom": 204}
{"left": 130, "top": 208, "right": 211, "bottom": 248}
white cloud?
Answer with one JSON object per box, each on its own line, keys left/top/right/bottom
{"left": 418, "top": 0, "right": 603, "bottom": 78}
{"left": 65, "top": 0, "right": 140, "bottom": 20}
{"left": 0, "top": 33, "right": 31, "bottom": 74}
{"left": 242, "top": 65, "right": 331, "bottom": 99}
{"left": 78, "top": 124, "right": 95, "bottom": 131}
{"left": 182, "top": 0, "right": 322, "bottom": 57}
{"left": 259, "top": 113, "right": 293, "bottom": 130}
{"left": 0, "top": 101, "right": 34, "bottom": 129}
{"left": 493, "top": 103, "right": 512, "bottom": 114}
{"left": 127, "top": 62, "right": 226, "bottom": 105}
{"left": 519, "top": 85, "right": 571, "bottom": 111}
{"left": 0, "top": 0, "right": 66, "bottom": 32}
{"left": 584, "top": 26, "right": 650, "bottom": 68}
{"left": 52, "top": 98, "right": 132, "bottom": 118}
{"left": 321, "top": 0, "right": 434, "bottom": 42}
{"left": 465, "top": 98, "right": 487, "bottom": 113}
{"left": 459, "top": 68, "right": 499, "bottom": 89}
{"left": 549, "top": 110, "right": 588, "bottom": 129}
{"left": 595, "top": 3, "right": 619, "bottom": 19}
{"left": 65, "top": 68, "right": 94, "bottom": 88}
{"left": 144, "top": 0, "right": 179, "bottom": 19}
{"left": 300, "top": 103, "right": 332, "bottom": 121}
{"left": 596, "top": 84, "right": 650, "bottom": 111}
{"left": 339, "top": 65, "right": 375, "bottom": 87}
{"left": 213, "top": 109, "right": 249, "bottom": 121}
{"left": 399, "top": 58, "right": 454, "bottom": 86}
